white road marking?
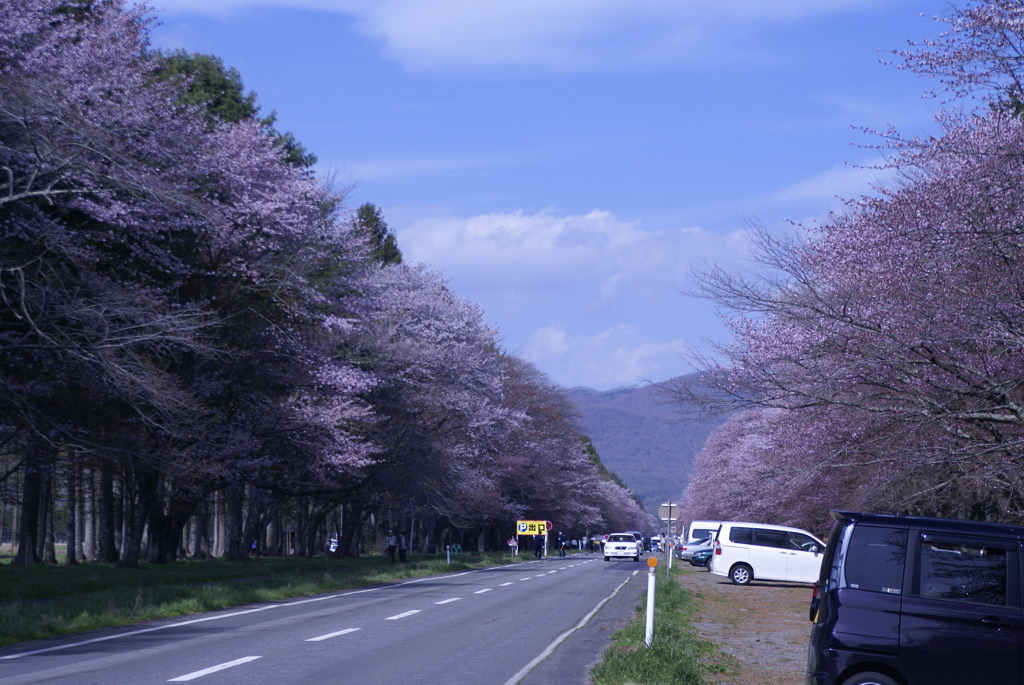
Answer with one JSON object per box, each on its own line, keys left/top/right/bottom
{"left": 435, "top": 598, "right": 461, "bottom": 605}
{"left": 306, "top": 628, "right": 360, "bottom": 642}
{"left": 499, "top": 582, "right": 514, "bottom": 587}
{"left": 473, "top": 588, "right": 493, "bottom": 594}
{"left": 505, "top": 572, "right": 638, "bottom": 685}
{"left": 168, "top": 656, "right": 261, "bottom": 681}
{"left": 386, "top": 610, "right": 421, "bottom": 620}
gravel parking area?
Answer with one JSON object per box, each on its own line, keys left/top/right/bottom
{"left": 674, "top": 562, "right": 813, "bottom": 685}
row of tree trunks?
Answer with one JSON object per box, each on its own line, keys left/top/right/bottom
{"left": 2, "top": 459, "right": 517, "bottom": 564}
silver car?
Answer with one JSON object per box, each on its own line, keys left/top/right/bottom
{"left": 675, "top": 536, "right": 714, "bottom": 561}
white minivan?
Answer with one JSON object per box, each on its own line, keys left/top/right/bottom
{"left": 709, "top": 521, "right": 825, "bottom": 585}
{"left": 685, "top": 520, "right": 721, "bottom": 544}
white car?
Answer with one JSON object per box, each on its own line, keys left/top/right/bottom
{"left": 603, "top": 532, "right": 641, "bottom": 562}
{"left": 709, "top": 521, "right": 824, "bottom": 585}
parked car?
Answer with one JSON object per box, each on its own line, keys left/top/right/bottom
{"left": 709, "top": 521, "right": 824, "bottom": 585}
{"left": 604, "top": 532, "right": 641, "bottom": 562}
{"left": 675, "top": 536, "right": 714, "bottom": 561}
{"left": 807, "top": 510, "right": 1024, "bottom": 685}
{"left": 685, "top": 520, "right": 721, "bottom": 544}
{"left": 688, "top": 547, "right": 713, "bottom": 567}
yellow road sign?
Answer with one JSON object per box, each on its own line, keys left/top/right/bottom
{"left": 516, "top": 520, "right": 548, "bottom": 536}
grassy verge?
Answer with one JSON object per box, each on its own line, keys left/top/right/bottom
{"left": 0, "top": 552, "right": 517, "bottom": 647}
{"left": 590, "top": 565, "right": 726, "bottom": 685}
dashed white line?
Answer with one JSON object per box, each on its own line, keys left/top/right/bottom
{"left": 386, "top": 610, "right": 421, "bottom": 620}
{"left": 168, "top": 656, "right": 261, "bottom": 681}
{"left": 473, "top": 588, "right": 493, "bottom": 594}
{"left": 499, "top": 582, "right": 515, "bottom": 587}
{"left": 306, "top": 628, "right": 360, "bottom": 642}
{"left": 435, "top": 598, "right": 461, "bottom": 605}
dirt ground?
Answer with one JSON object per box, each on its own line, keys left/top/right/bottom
{"left": 675, "top": 561, "right": 813, "bottom": 685}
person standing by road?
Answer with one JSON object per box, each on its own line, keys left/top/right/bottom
{"left": 398, "top": 532, "right": 409, "bottom": 562}
{"left": 385, "top": 529, "right": 398, "bottom": 563}
{"left": 557, "top": 531, "right": 568, "bottom": 557}
{"left": 507, "top": 536, "right": 519, "bottom": 556}
{"left": 533, "top": 534, "right": 544, "bottom": 559}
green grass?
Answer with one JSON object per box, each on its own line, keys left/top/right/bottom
{"left": 590, "top": 565, "right": 726, "bottom": 685}
{"left": 0, "top": 552, "right": 517, "bottom": 647}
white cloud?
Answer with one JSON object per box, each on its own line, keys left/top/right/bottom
{"left": 769, "top": 162, "right": 894, "bottom": 206}
{"left": 523, "top": 324, "right": 689, "bottom": 389}
{"left": 148, "top": 0, "right": 892, "bottom": 72}
{"left": 394, "top": 208, "right": 749, "bottom": 299}
{"left": 390, "top": 208, "right": 741, "bottom": 388}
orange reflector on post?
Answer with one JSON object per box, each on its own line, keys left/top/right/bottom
{"left": 647, "top": 556, "right": 659, "bottom": 568}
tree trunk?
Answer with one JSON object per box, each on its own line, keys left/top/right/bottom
{"left": 192, "top": 501, "right": 211, "bottom": 560}
{"left": 12, "top": 467, "right": 41, "bottom": 565}
{"left": 96, "top": 464, "right": 119, "bottom": 563}
{"left": 118, "top": 471, "right": 149, "bottom": 568}
{"left": 81, "top": 466, "right": 95, "bottom": 560}
{"left": 221, "top": 483, "right": 245, "bottom": 561}
{"left": 66, "top": 467, "right": 79, "bottom": 565}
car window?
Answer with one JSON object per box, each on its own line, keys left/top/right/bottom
{"left": 609, "top": 534, "right": 634, "bottom": 542}
{"left": 755, "top": 529, "right": 787, "bottom": 548}
{"left": 787, "top": 532, "right": 821, "bottom": 552}
{"left": 729, "top": 527, "right": 754, "bottom": 544}
{"left": 843, "top": 525, "right": 907, "bottom": 594}
{"left": 913, "top": 535, "right": 1009, "bottom": 606}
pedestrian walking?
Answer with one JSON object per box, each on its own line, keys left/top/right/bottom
{"left": 534, "top": 534, "right": 544, "bottom": 559}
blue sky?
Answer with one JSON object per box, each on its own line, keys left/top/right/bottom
{"left": 146, "top": 0, "right": 948, "bottom": 390}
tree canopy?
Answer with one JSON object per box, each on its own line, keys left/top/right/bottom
{"left": 677, "top": 0, "right": 1024, "bottom": 532}
{"left": 0, "top": 0, "right": 646, "bottom": 566}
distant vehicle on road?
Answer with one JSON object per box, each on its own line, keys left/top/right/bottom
{"left": 604, "top": 533, "right": 641, "bottom": 562}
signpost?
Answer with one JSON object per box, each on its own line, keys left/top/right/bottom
{"left": 516, "top": 520, "right": 551, "bottom": 557}
{"left": 659, "top": 502, "right": 678, "bottom": 576}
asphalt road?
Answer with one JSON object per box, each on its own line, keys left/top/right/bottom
{"left": 0, "top": 552, "right": 649, "bottom": 685}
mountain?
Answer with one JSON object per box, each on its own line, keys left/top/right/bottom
{"left": 567, "top": 374, "right": 728, "bottom": 516}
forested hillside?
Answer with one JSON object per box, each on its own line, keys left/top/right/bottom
{"left": 568, "top": 375, "right": 727, "bottom": 516}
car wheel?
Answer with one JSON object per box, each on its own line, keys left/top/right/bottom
{"left": 840, "top": 672, "right": 899, "bottom": 685}
{"left": 729, "top": 563, "right": 753, "bottom": 585}
{"left": 634, "top": 555, "right": 640, "bottom": 562}
{"left": 604, "top": 556, "right": 609, "bottom": 562}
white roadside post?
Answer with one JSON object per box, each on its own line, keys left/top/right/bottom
{"left": 645, "top": 556, "right": 659, "bottom": 647}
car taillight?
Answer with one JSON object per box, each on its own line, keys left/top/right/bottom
{"left": 714, "top": 540, "right": 722, "bottom": 555}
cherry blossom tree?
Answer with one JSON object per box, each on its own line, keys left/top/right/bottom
{"left": 678, "top": 2, "right": 1024, "bottom": 524}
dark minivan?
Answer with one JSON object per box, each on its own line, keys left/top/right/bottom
{"left": 807, "top": 510, "right": 1024, "bottom": 685}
